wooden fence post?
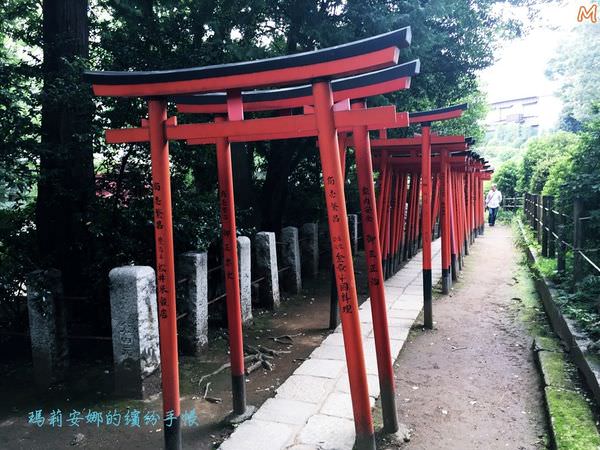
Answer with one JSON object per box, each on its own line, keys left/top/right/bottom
{"left": 557, "top": 215, "right": 566, "bottom": 273}
{"left": 532, "top": 194, "right": 538, "bottom": 230}
{"left": 537, "top": 196, "right": 543, "bottom": 244}
{"left": 547, "top": 196, "right": 555, "bottom": 258}
{"left": 573, "top": 198, "right": 584, "bottom": 285}
{"left": 541, "top": 196, "right": 549, "bottom": 257}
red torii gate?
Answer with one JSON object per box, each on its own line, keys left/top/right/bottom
{"left": 172, "top": 59, "right": 421, "bottom": 437}
{"left": 85, "top": 28, "right": 415, "bottom": 450}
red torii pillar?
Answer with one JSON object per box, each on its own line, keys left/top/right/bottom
{"left": 351, "top": 100, "right": 399, "bottom": 433}
{"left": 420, "top": 123, "right": 433, "bottom": 329}
{"left": 215, "top": 93, "right": 248, "bottom": 415}
{"left": 148, "top": 100, "right": 181, "bottom": 449}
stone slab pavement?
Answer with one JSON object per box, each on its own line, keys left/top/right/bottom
{"left": 220, "top": 240, "right": 442, "bottom": 450}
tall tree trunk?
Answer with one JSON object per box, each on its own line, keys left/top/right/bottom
{"left": 37, "top": 0, "right": 93, "bottom": 297}
{"left": 260, "top": 142, "right": 295, "bottom": 232}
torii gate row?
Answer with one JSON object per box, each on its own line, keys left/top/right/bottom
{"left": 343, "top": 104, "right": 470, "bottom": 331}
{"left": 84, "top": 27, "right": 415, "bottom": 450}
{"left": 371, "top": 149, "right": 475, "bottom": 280}
{"left": 373, "top": 149, "right": 491, "bottom": 288}
{"left": 367, "top": 127, "right": 492, "bottom": 331}
{"left": 364, "top": 141, "right": 470, "bottom": 279}
{"left": 372, "top": 146, "right": 489, "bottom": 259}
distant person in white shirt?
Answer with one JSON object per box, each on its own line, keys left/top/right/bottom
{"left": 485, "top": 184, "right": 502, "bottom": 227}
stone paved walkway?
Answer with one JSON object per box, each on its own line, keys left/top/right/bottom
{"left": 220, "top": 240, "right": 442, "bottom": 450}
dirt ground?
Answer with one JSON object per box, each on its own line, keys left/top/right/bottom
{"left": 382, "top": 224, "right": 548, "bottom": 450}
{"left": 0, "top": 253, "right": 371, "bottom": 450}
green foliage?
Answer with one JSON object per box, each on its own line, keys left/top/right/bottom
{"left": 479, "top": 145, "right": 524, "bottom": 167}
{"left": 493, "top": 158, "right": 522, "bottom": 199}
{"left": 433, "top": 90, "right": 488, "bottom": 143}
{"left": 541, "top": 154, "right": 572, "bottom": 198}
{"left": 532, "top": 255, "right": 557, "bottom": 281}
{"left": 520, "top": 132, "right": 579, "bottom": 194}
{"left": 0, "top": 4, "right": 40, "bottom": 208}
{"left": 555, "top": 275, "right": 600, "bottom": 340}
{"left": 0, "top": 206, "right": 37, "bottom": 330}
{"left": 547, "top": 24, "right": 600, "bottom": 124}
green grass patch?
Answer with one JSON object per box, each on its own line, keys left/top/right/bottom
{"left": 545, "top": 387, "right": 600, "bottom": 450}
{"left": 533, "top": 256, "right": 557, "bottom": 281}
{"left": 538, "top": 351, "right": 571, "bottom": 389}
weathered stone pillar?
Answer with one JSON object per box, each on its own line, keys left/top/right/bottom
{"left": 26, "top": 269, "right": 68, "bottom": 389}
{"left": 237, "top": 236, "right": 252, "bottom": 323}
{"left": 281, "top": 226, "right": 301, "bottom": 293}
{"left": 301, "top": 222, "right": 319, "bottom": 279}
{"left": 255, "top": 232, "right": 280, "bottom": 309}
{"left": 347, "top": 214, "right": 359, "bottom": 255}
{"left": 109, "top": 266, "right": 160, "bottom": 399}
{"left": 177, "top": 252, "right": 208, "bottom": 355}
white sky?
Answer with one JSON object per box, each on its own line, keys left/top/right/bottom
{"left": 479, "top": 0, "right": 584, "bottom": 129}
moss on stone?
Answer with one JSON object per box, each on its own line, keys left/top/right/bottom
{"left": 534, "top": 335, "right": 562, "bottom": 353}
{"left": 538, "top": 351, "right": 570, "bottom": 389}
{"left": 545, "top": 387, "right": 600, "bottom": 450}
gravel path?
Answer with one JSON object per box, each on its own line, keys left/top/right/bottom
{"left": 390, "top": 224, "right": 547, "bottom": 450}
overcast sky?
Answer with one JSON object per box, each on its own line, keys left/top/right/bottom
{"left": 478, "top": 0, "right": 582, "bottom": 127}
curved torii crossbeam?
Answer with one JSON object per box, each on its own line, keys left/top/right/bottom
{"left": 85, "top": 27, "right": 411, "bottom": 96}
{"left": 84, "top": 27, "right": 417, "bottom": 450}
{"left": 174, "top": 60, "right": 420, "bottom": 113}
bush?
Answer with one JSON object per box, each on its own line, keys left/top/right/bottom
{"left": 493, "top": 158, "right": 522, "bottom": 199}
{"left": 521, "top": 132, "right": 579, "bottom": 194}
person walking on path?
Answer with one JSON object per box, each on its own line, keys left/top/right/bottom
{"left": 485, "top": 184, "right": 502, "bottom": 227}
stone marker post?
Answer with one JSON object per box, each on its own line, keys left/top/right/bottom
{"left": 109, "top": 266, "right": 161, "bottom": 399}
{"left": 301, "top": 223, "right": 319, "bottom": 279}
{"left": 26, "top": 269, "right": 68, "bottom": 389}
{"left": 255, "top": 232, "right": 280, "bottom": 309}
{"left": 281, "top": 226, "right": 301, "bottom": 293}
{"left": 177, "top": 252, "right": 208, "bottom": 354}
{"left": 237, "top": 236, "right": 252, "bottom": 323}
